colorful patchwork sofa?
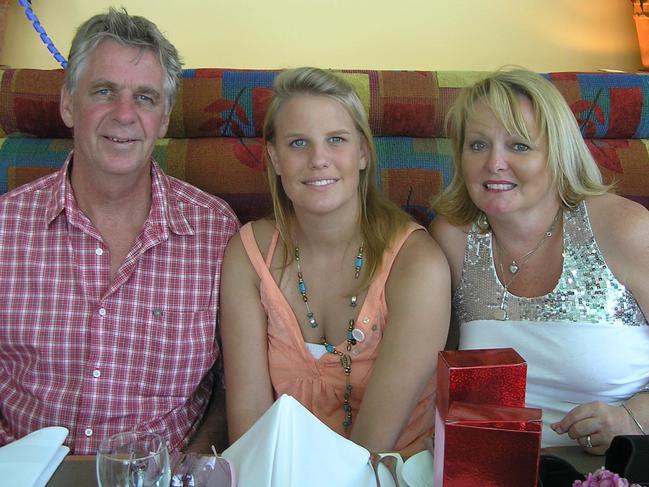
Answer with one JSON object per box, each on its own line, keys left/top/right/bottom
{"left": 1, "top": 68, "right": 649, "bottom": 451}
{"left": 1, "top": 68, "right": 649, "bottom": 225}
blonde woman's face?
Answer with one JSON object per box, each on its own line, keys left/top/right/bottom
{"left": 267, "top": 94, "right": 368, "bottom": 218}
{"left": 461, "top": 96, "right": 558, "bottom": 220}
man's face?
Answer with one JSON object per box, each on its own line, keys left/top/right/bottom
{"left": 60, "top": 39, "right": 170, "bottom": 181}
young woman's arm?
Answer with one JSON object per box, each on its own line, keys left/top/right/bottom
{"left": 220, "top": 228, "right": 275, "bottom": 444}
{"left": 350, "top": 229, "right": 451, "bottom": 452}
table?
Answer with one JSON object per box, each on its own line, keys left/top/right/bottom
{"left": 48, "top": 456, "right": 96, "bottom": 487}
{"left": 47, "top": 447, "right": 605, "bottom": 486}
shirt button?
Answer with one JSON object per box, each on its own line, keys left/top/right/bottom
{"left": 92, "top": 369, "right": 101, "bottom": 378}
{"left": 95, "top": 248, "right": 104, "bottom": 256}
{"left": 362, "top": 317, "right": 370, "bottom": 324}
{"left": 98, "top": 308, "right": 106, "bottom": 317}
{"left": 371, "top": 324, "right": 378, "bottom": 331}
{"left": 84, "top": 428, "right": 93, "bottom": 437}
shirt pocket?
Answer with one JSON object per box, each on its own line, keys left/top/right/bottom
{"left": 137, "top": 308, "right": 216, "bottom": 398}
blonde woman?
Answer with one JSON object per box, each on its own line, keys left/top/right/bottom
{"left": 221, "top": 67, "right": 450, "bottom": 453}
{"left": 430, "top": 68, "right": 649, "bottom": 455}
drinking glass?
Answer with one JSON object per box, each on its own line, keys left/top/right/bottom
{"left": 96, "top": 431, "right": 171, "bottom": 487}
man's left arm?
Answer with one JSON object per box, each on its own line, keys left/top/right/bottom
{"left": 0, "top": 414, "right": 16, "bottom": 447}
{"left": 185, "top": 372, "right": 228, "bottom": 453}
{"left": 186, "top": 213, "right": 240, "bottom": 453}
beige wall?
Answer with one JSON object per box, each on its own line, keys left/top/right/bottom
{"left": 1, "top": 0, "right": 642, "bottom": 71}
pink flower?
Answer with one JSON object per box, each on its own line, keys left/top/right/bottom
{"left": 572, "top": 467, "right": 641, "bottom": 487}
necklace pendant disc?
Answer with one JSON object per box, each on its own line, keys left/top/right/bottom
{"left": 494, "top": 308, "right": 507, "bottom": 320}
{"left": 351, "top": 328, "right": 365, "bottom": 342}
{"left": 509, "top": 262, "right": 519, "bottom": 274}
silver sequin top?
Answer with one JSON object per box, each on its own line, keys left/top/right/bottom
{"left": 454, "top": 201, "right": 648, "bottom": 326}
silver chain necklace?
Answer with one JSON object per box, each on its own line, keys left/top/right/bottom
{"left": 492, "top": 208, "right": 562, "bottom": 320}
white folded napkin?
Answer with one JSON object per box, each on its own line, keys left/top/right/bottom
{"left": 222, "top": 394, "right": 403, "bottom": 487}
{"left": 0, "top": 427, "right": 70, "bottom": 487}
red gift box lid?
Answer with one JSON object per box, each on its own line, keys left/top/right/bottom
{"left": 437, "top": 348, "right": 528, "bottom": 418}
{"left": 442, "top": 348, "right": 525, "bottom": 368}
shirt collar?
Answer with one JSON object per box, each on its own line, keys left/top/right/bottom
{"left": 45, "top": 153, "right": 72, "bottom": 225}
{"left": 44, "top": 152, "right": 194, "bottom": 237}
{"left": 148, "top": 159, "right": 194, "bottom": 237}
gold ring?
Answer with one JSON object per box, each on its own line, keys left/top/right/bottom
{"left": 586, "top": 435, "right": 593, "bottom": 449}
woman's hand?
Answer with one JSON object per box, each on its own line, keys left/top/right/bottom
{"left": 550, "top": 401, "right": 639, "bottom": 455}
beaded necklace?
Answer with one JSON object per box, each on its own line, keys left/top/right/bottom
{"left": 294, "top": 244, "right": 364, "bottom": 430}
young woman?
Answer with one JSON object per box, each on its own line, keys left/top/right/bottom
{"left": 220, "top": 67, "right": 450, "bottom": 453}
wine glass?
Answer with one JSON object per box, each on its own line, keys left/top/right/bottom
{"left": 96, "top": 431, "right": 171, "bottom": 487}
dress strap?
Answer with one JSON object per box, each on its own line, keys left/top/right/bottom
{"left": 239, "top": 222, "right": 280, "bottom": 279}
{"left": 370, "top": 222, "right": 424, "bottom": 290}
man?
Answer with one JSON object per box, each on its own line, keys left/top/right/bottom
{"left": 0, "top": 8, "right": 239, "bottom": 454}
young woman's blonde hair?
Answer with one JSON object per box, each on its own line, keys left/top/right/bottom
{"left": 433, "top": 68, "right": 610, "bottom": 227}
{"left": 263, "top": 67, "right": 411, "bottom": 289}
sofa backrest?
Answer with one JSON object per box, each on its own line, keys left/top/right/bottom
{"left": 2, "top": 68, "right": 649, "bottom": 225}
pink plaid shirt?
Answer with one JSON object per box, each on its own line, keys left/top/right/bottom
{"left": 0, "top": 154, "right": 239, "bottom": 454}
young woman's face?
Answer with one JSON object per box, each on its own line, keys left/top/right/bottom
{"left": 268, "top": 94, "right": 368, "bottom": 218}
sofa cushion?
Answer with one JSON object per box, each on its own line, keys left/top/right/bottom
{"left": 3, "top": 69, "right": 649, "bottom": 139}
{"left": 2, "top": 68, "right": 649, "bottom": 225}
{"left": 2, "top": 134, "right": 648, "bottom": 226}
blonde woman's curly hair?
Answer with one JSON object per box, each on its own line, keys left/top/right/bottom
{"left": 433, "top": 68, "right": 610, "bottom": 227}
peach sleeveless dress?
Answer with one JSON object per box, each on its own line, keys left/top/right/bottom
{"left": 239, "top": 221, "right": 435, "bottom": 452}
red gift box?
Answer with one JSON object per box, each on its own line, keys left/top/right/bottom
{"left": 436, "top": 348, "right": 527, "bottom": 418}
{"left": 433, "top": 348, "right": 542, "bottom": 487}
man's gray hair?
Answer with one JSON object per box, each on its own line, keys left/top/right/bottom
{"left": 64, "top": 7, "right": 182, "bottom": 114}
